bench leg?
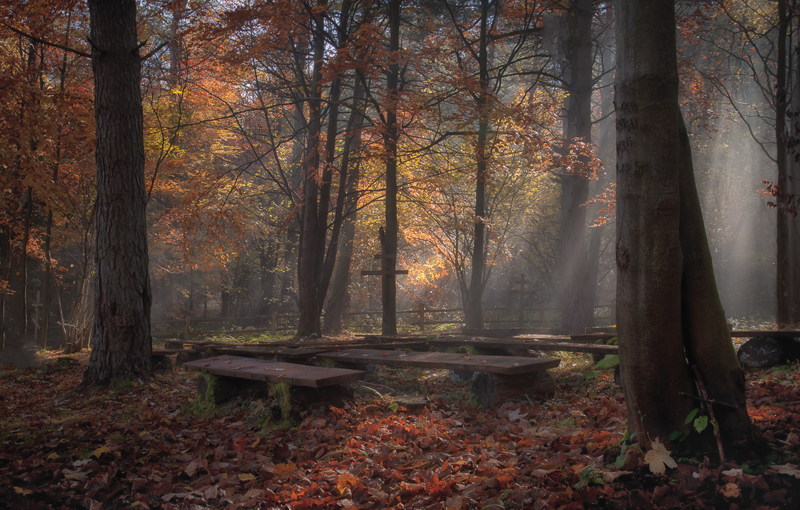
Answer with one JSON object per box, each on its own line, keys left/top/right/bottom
{"left": 194, "top": 375, "right": 355, "bottom": 418}
{"left": 288, "top": 385, "right": 355, "bottom": 413}
{"left": 152, "top": 354, "right": 173, "bottom": 372}
{"left": 471, "top": 371, "right": 555, "bottom": 408}
{"left": 195, "top": 374, "right": 270, "bottom": 405}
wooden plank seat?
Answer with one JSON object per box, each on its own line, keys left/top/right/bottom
{"left": 152, "top": 348, "right": 189, "bottom": 355}
{"left": 183, "top": 355, "right": 365, "bottom": 414}
{"left": 318, "top": 349, "right": 560, "bottom": 407}
{"left": 461, "top": 328, "right": 568, "bottom": 338}
{"left": 568, "top": 333, "right": 616, "bottom": 343}
{"left": 429, "top": 337, "right": 618, "bottom": 356}
{"left": 730, "top": 330, "right": 800, "bottom": 338}
{"left": 211, "top": 346, "right": 323, "bottom": 361}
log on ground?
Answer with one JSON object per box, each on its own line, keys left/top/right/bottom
{"left": 737, "top": 336, "right": 800, "bottom": 368}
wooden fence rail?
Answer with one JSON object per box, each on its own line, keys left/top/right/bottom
{"left": 151, "top": 304, "right": 614, "bottom": 339}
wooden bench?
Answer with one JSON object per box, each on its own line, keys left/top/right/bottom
{"left": 429, "top": 336, "right": 618, "bottom": 356}
{"left": 317, "top": 348, "right": 560, "bottom": 407}
{"left": 210, "top": 346, "right": 324, "bottom": 361}
{"left": 183, "top": 355, "right": 365, "bottom": 414}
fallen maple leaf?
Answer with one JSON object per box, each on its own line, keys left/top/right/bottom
{"left": 337, "top": 472, "right": 359, "bottom": 493}
{"left": 62, "top": 468, "right": 88, "bottom": 481}
{"left": 232, "top": 437, "right": 248, "bottom": 452}
{"left": 644, "top": 438, "right": 677, "bottom": 475}
{"left": 184, "top": 458, "right": 207, "bottom": 477}
{"left": 242, "top": 488, "right": 265, "bottom": 499}
{"left": 770, "top": 464, "right": 800, "bottom": 479}
{"left": 507, "top": 408, "right": 528, "bottom": 421}
{"left": 203, "top": 485, "right": 219, "bottom": 500}
{"left": 601, "top": 470, "right": 631, "bottom": 482}
{"left": 273, "top": 462, "right": 296, "bottom": 479}
{"left": 238, "top": 473, "right": 256, "bottom": 481}
{"left": 92, "top": 446, "right": 112, "bottom": 458}
{"left": 722, "top": 482, "right": 740, "bottom": 498}
{"left": 722, "top": 468, "right": 743, "bottom": 477}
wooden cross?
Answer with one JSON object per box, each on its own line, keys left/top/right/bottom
{"left": 31, "top": 290, "right": 43, "bottom": 340}
{"left": 361, "top": 227, "right": 408, "bottom": 334}
{"left": 508, "top": 274, "right": 537, "bottom": 324}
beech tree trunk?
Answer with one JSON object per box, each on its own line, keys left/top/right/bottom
{"left": 558, "top": 0, "right": 594, "bottom": 335}
{"left": 615, "top": 0, "right": 751, "bottom": 446}
{"left": 776, "top": 0, "right": 800, "bottom": 325}
{"left": 81, "top": 0, "right": 152, "bottom": 386}
{"left": 776, "top": 0, "right": 791, "bottom": 325}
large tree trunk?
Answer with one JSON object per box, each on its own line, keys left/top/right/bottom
{"left": 776, "top": 0, "right": 800, "bottom": 325}
{"left": 81, "top": 0, "right": 152, "bottom": 386}
{"left": 615, "top": 0, "right": 751, "bottom": 447}
{"left": 678, "top": 116, "right": 752, "bottom": 443}
{"left": 615, "top": 0, "right": 706, "bottom": 443}
{"left": 558, "top": 0, "right": 594, "bottom": 335}
{"left": 776, "top": 0, "right": 791, "bottom": 325}
{"left": 790, "top": 29, "right": 800, "bottom": 324}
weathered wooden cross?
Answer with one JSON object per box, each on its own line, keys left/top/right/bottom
{"left": 361, "top": 227, "right": 408, "bottom": 335}
{"left": 509, "top": 273, "right": 537, "bottom": 324}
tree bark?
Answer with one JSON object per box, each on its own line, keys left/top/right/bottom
{"left": 678, "top": 116, "right": 752, "bottom": 443}
{"left": 466, "top": 0, "right": 490, "bottom": 330}
{"left": 615, "top": 0, "right": 699, "bottom": 443}
{"left": 315, "top": 0, "right": 353, "bottom": 314}
{"left": 615, "top": 0, "right": 751, "bottom": 446}
{"left": 382, "top": 0, "right": 401, "bottom": 336}
{"left": 777, "top": 0, "right": 791, "bottom": 325}
{"left": 324, "top": 79, "right": 366, "bottom": 333}
{"left": 296, "top": 0, "right": 326, "bottom": 337}
{"left": 81, "top": 0, "right": 152, "bottom": 386}
{"left": 256, "top": 236, "right": 278, "bottom": 316}
{"left": 1, "top": 187, "right": 34, "bottom": 366}
{"left": 559, "top": 0, "right": 594, "bottom": 335}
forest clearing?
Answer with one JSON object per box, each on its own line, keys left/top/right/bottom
{"left": 1, "top": 340, "right": 798, "bottom": 510}
{"left": 5, "top": 0, "right": 800, "bottom": 508}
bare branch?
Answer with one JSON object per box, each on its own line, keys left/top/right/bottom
{"left": 2, "top": 22, "right": 90, "bottom": 58}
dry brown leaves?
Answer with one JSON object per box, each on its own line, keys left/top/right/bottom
{"left": 0, "top": 350, "right": 798, "bottom": 509}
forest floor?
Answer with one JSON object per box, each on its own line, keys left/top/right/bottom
{"left": 0, "top": 340, "right": 799, "bottom": 510}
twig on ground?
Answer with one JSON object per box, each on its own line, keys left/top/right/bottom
{"left": 690, "top": 365, "right": 726, "bottom": 470}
